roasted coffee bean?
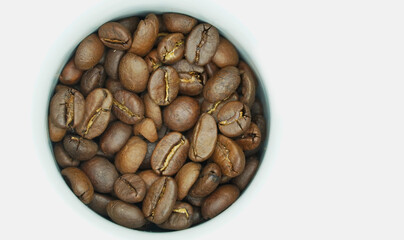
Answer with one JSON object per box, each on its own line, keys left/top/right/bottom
{"left": 172, "top": 59, "right": 207, "bottom": 96}
{"left": 129, "top": 13, "right": 159, "bottom": 57}
{"left": 143, "top": 93, "right": 162, "bottom": 130}
{"left": 74, "top": 33, "right": 105, "bottom": 70}
{"left": 142, "top": 176, "right": 177, "bottom": 224}
{"left": 98, "top": 22, "right": 132, "bottom": 50}
{"left": 238, "top": 61, "right": 256, "bottom": 108}
{"left": 49, "top": 87, "right": 85, "bottom": 129}
{"left": 112, "top": 90, "right": 144, "bottom": 124}
{"left": 59, "top": 58, "right": 83, "bottom": 85}
{"left": 217, "top": 101, "right": 251, "bottom": 137}
{"left": 81, "top": 156, "right": 119, "bottom": 193}
{"left": 105, "top": 78, "right": 124, "bottom": 94}
{"left": 212, "top": 37, "right": 239, "bottom": 68}
{"left": 118, "top": 16, "right": 140, "bottom": 34}
{"left": 157, "top": 124, "right": 170, "bottom": 139}
{"left": 158, "top": 202, "right": 193, "bottom": 230}
{"left": 63, "top": 134, "right": 98, "bottom": 161}
{"left": 185, "top": 23, "right": 220, "bottom": 66}
{"left": 232, "top": 156, "right": 259, "bottom": 191}
{"left": 201, "top": 93, "right": 239, "bottom": 122}
{"left": 220, "top": 175, "right": 232, "bottom": 184}
{"left": 203, "top": 66, "right": 240, "bottom": 103}
{"left": 253, "top": 114, "right": 266, "bottom": 141}
{"left": 100, "top": 121, "right": 132, "bottom": 155}
{"left": 114, "top": 174, "right": 146, "bottom": 203}
{"left": 148, "top": 66, "right": 179, "bottom": 106}
{"left": 163, "top": 96, "right": 200, "bottom": 132}
{"left": 175, "top": 162, "right": 201, "bottom": 200}
{"left": 144, "top": 49, "right": 162, "bottom": 73}
{"left": 80, "top": 65, "right": 107, "bottom": 96}
{"left": 139, "top": 141, "right": 157, "bottom": 170}
{"left": 151, "top": 132, "right": 189, "bottom": 176}
{"left": 107, "top": 200, "right": 146, "bottom": 229}
{"left": 204, "top": 61, "right": 219, "bottom": 79}
{"left": 162, "top": 13, "right": 197, "bottom": 34}
{"left": 189, "top": 162, "right": 221, "bottom": 198}
{"left": 212, "top": 134, "right": 245, "bottom": 177}
{"left": 190, "top": 207, "right": 204, "bottom": 225}
{"left": 185, "top": 195, "right": 205, "bottom": 207}
{"left": 189, "top": 113, "right": 217, "bottom": 162}
{"left": 76, "top": 88, "right": 113, "bottom": 139}
{"left": 119, "top": 52, "right": 149, "bottom": 93}
{"left": 157, "top": 33, "right": 185, "bottom": 64}
{"left": 61, "top": 167, "right": 94, "bottom": 204}
{"left": 133, "top": 118, "right": 158, "bottom": 142}
{"left": 88, "top": 193, "right": 114, "bottom": 217}
{"left": 53, "top": 142, "right": 80, "bottom": 168}
{"left": 115, "top": 136, "right": 147, "bottom": 174}
{"left": 138, "top": 169, "right": 160, "bottom": 190}
{"left": 49, "top": 117, "right": 67, "bottom": 142}
{"left": 201, "top": 184, "right": 239, "bottom": 219}
{"left": 104, "top": 49, "right": 125, "bottom": 80}
{"left": 235, "top": 122, "right": 261, "bottom": 151}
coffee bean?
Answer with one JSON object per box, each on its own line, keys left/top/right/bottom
{"left": 212, "top": 134, "right": 245, "bottom": 177}
{"left": 48, "top": 117, "right": 66, "bottom": 142}
{"left": 119, "top": 52, "right": 149, "bottom": 93}
{"left": 138, "top": 169, "right": 160, "bottom": 190}
{"left": 104, "top": 49, "right": 125, "bottom": 80}
{"left": 231, "top": 156, "right": 259, "bottom": 191}
{"left": 201, "top": 184, "right": 239, "bottom": 219}
{"left": 81, "top": 156, "right": 119, "bottom": 193}
{"left": 98, "top": 22, "right": 132, "bottom": 50}
{"left": 133, "top": 118, "right": 158, "bottom": 142}
{"left": 163, "top": 96, "right": 200, "bottom": 132}
{"left": 74, "top": 33, "right": 105, "bottom": 70}
{"left": 189, "top": 162, "right": 221, "bottom": 198}
{"left": 204, "top": 61, "right": 219, "bottom": 78}
{"left": 61, "top": 167, "right": 94, "bottom": 204}
{"left": 151, "top": 132, "right": 189, "bottom": 176}
{"left": 235, "top": 122, "right": 262, "bottom": 151}
{"left": 114, "top": 174, "right": 146, "bottom": 203}
{"left": 185, "top": 194, "right": 205, "bottom": 207}
{"left": 112, "top": 90, "right": 144, "bottom": 124}
{"left": 157, "top": 33, "right": 185, "bottom": 64}
{"left": 201, "top": 92, "right": 239, "bottom": 122}
{"left": 172, "top": 59, "right": 207, "bottom": 96}
{"left": 63, "top": 134, "right": 98, "bottom": 161}
{"left": 143, "top": 93, "right": 162, "bottom": 130}
{"left": 190, "top": 207, "right": 204, "bottom": 225}
{"left": 162, "top": 13, "right": 197, "bottom": 34}
{"left": 175, "top": 162, "right": 201, "bottom": 200}
{"left": 250, "top": 99, "right": 264, "bottom": 116}
{"left": 129, "top": 13, "right": 159, "bottom": 57}
{"left": 144, "top": 49, "right": 162, "bottom": 73}
{"left": 217, "top": 101, "right": 251, "bottom": 137}
{"left": 139, "top": 141, "right": 157, "bottom": 170}
{"left": 88, "top": 193, "right": 114, "bottom": 217}
{"left": 142, "top": 176, "right": 177, "bottom": 224}
{"left": 189, "top": 113, "right": 217, "bottom": 162}
{"left": 157, "top": 201, "right": 193, "bottom": 230}
{"left": 80, "top": 64, "right": 107, "bottom": 96}
{"left": 185, "top": 23, "right": 220, "bottom": 66}
{"left": 212, "top": 37, "right": 239, "bottom": 68}
{"left": 107, "top": 200, "right": 146, "bottom": 229}
{"left": 100, "top": 121, "right": 132, "bottom": 155}
{"left": 203, "top": 66, "right": 240, "bottom": 103}
{"left": 115, "top": 136, "right": 147, "bottom": 174}
{"left": 118, "top": 16, "right": 140, "bottom": 34}
{"left": 238, "top": 61, "right": 256, "bottom": 108}
{"left": 147, "top": 66, "right": 179, "bottom": 106}
{"left": 59, "top": 58, "right": 83, "bottom": 85}
{"left": 253, "top": 114, "right": 266, "bottom": 141}
{"left": 53, "top": 142, "right": 80, "bottom": 168}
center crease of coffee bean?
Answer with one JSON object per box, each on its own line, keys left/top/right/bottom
{"left": 164, "top": 70, "right": 170, "bottom": 103}
{"left": 180, "top": 72, "right": 202, "bottom": 84}
{"left": 102, "top": 38, "right": 128, "bottom": 44}
{"left": 119, "top": 177, "right": 138, "bottom": 195}
{"left": 162, "top": 40, "right": 184, "bottom": 62}
{"left": 159, "top": 138, "right": 185, "bottom": 173}
{"left": 113, "top": 99, "right": 140, "bottom": 118}
{"left": 172, "top": 207, "right": 189, "bottom": 219}
{"left": 84, "top": 107, "right": 110, "bottom": 135}
{"left": 219, "top": 111, "right": 245, "bottom": 126}
{"left": 206, "top": 95, "right": 231, "bottom": 114}
{"left": 150, "top": 178, "right": 167, "bottom": 219}
{"left": 65, "top": 91, "right": 75, "bottom": 127}
{"left": 216, "top": 141, "right": 236, "bottom": 173}
{"left": 194, "top": 25, "right": 211, "bottom": 63}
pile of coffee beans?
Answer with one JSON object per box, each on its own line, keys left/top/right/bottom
{"left": 48, "top": 12, "right": 267, "bottom": 231}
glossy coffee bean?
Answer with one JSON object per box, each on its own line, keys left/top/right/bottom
{"left": 63, "top": 134, "right": 98, "bottom": 161}
{"left": 201, "top": 92, "right": 239, "bottom": 122}
{"left": 114, "top": 174, "right": 146, "bottom": 203}
{"left": 49, "top": 87, "right": 85, "bottom": 129}
{"left": 151, "top": 132, "right": 189, "bottom": 176}
{"left": 118, "top": 16, "right": 140, "bottom": 34}
{"left": 201, "top": 184, "right": 239, "bottom": 219}
{"left": 76, "top": 88, "right": 113, "bottom": 139}
{"left": 107, "top": 200, "right": 146, "bottom": 229}
{"left": 212, "top": 37, "right": 239, "bottom": 68}
{"left": 138, "top": 169, "right": 160, "bottom": 190}
{"left": 238, "top": 61, "right": 256, "bottom": 108}
{"left": 48, "top": 117, "right": 66, "bottom": 142}
{"left": 88, "top": 193, "right": 114, "bottom": 217}
{"left": 133, "top": 118, "right": 158, "bottom": 142}
{"left": 189, "top": 162, "right": 221, "bottom": 198}
{"left": 98, "top": 22, "right": 132, "bottom": 50}
{"left": 119, "top": 52, "right": 149, "bottom": 93}
{"left": 148, "top": 66, "right": 180, "bottom": 106}
{"left": 212, "top": 134, "right": 245, "bottom": 177}
{"left": 158, "top": 202, "right": 193, "bottom": 230}
{"left": 104, "top": 49, "right": 125, "bottom": 80}
{"left": 163, "top": 96, "right": 200, "bottom": 132}
{"left": 142, "top": 176, "right": 177, "bottom": 224}
{"left": 157, "top": 33, "right": 185, "bottom": 64}
{"left": 172, "top": 59, "right": 206, "bottom": 96}
{"left": 129, "top": 13, "right": 159, "bottom": 57}
{"left": 61, "top": 167, "right": 94, "bottom": 204}
{"left": 80, "top": 64, "right": 106, "bottom": 96}
{"left": 80, "top": 156, "right": 119, "bottom": 193}
{"left": 53, "top": 142, "right": 80, "bottom": 168}
{"left": 100, "top": 121, "right": 132, "bottom": 155}
{"left": 115, "top": 136, "right": 147, "bottom": 174}
{"left": 203, "top": 66, "right": 240, "bottom": 103}
{"left": 175, "top": 162, "right": 201, "bottom": 200}
{"left": 74, "top": 33, "right": 105, "bottom": 70}
{"left": 235, "top": 122, "right": 262, "bottom": 151}
{"left": 189, "top": 113, "right": 217, "bottom": 162}
{"left": 232, "top": 156, "right": 259, "bottom": 191}
{"left": 143, "top": 93, "right": 162, "bottom": 130}
{"left": 112, "top": 90, "right": 144, "bottom": 124}
{"left": 59, "top": 58, "right": 83, "bottom": 85}
{"left": 162, "top": 13, "right": 197, "bottom": 34}
{"left": 185, "top": 23, "right": 220, "bottom": 66}
{"left": 217, "top": 101, "right": 251, "bottom": 137}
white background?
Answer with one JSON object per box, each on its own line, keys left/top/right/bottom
{"left": 0, "top": 0, "right": 404, "bottom": 239}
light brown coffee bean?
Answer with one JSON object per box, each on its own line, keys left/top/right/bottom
{"left": 175, "top": 162, "right": 201, "bottom": 200}
{"left": 133, "top": 118, "right": 158, "bottom": 142}
{"left": 115, "top": 136, "right": 147, "bottom": 174}
{"left": 74, "top": 33, "right": 105, "bottom": 70}
{"left": 61, "top": 167, "right": 94, "bottom": 204}
{"left": 129, "top": 13, "right": 159, "bottom": 57}
{"left": 59, "top": 58, "right": 83, "bottom": 85}
{"left": 143, "top": 93, "right": 162, "bottom": 130}
{"left": 157, "top": 33, "right": 185, "bottom": 64}
{"left": 212, "top": 37, "right": 239, "bottom": 68}
{"left": 212, "top": 134, "right": 245, "bottom": 177}
{"left": 189, "top": 113, "right": 217, "bottom": 162}
{"left": 162, "top": 13, "right": 197, "bottom": 34}
{"left": 119, "top": 52, "right": 149, "bottom": 93}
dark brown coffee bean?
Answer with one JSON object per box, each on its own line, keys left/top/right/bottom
{"left": 107, "top": 200, "right": 146, "bottom": 229}
{"left": 98, "top": 22, "right": 132, "bottom": 50}
{"left": 162, "top": 13, "right": 197, "bottom": 34}
{"left": 212, "top": 134, "right": 245, "bottom": 177}
{"left": 148, "top": 66, "right": 179, "bottom": 106}
{"left": 112, "top": 90, "right": 144, "bottom": 124}
{"left": 80, "top": 65, "right": 106, "bottom": 96}
{"left": 104, "top": 49, "right": 125, "bottom": 80}
{"left": 115, "top": 136, "right": 147, "bottom": 174}
{"left": 74, "top": 33, "right": 105, "bottom": 70}
{"left": 63, "top": 134, "right": 98, "bottom": 161}
{"left": 144, "top": 49, "right": 162, "bottom": 73}
{"left": 133, "top": 118, "right": 158, "bottom": 142}
{"left": 189, "top": 113, "right": 217, "bottom": 162}
{"left": 157, "top": 33, "right": 185, "bottom": 64}
{"left": 157, "top": 124, "right": 170, "bottom": 139}
{"left": 59, "top": 58, "right": 83, "bottom": 85}
{"left": 238, "top": 61, "right": 256, "bottom": 108}
{"left": 49, "top": 117, "right": 66, "bottom": 142}
{"left": 138, "top": 170, "right": 160, "bottom": 190}
{"left": 129, "top": 13, "right": 159, "bottom": 57}
{"left": 143, "top": 93, "right": 162, "bottom": 130}
{"left": 203, "top": 66, "right": 240, "bottom": 102}
{"left": 105, "top": 78, "right": 124, "bottom": 94}
{"left": 139, "top": 141, "right": 157, "bottom": 170}
{"left": 88, "top": 193, "right": 114, "bottom": 217}
{"left": 185, "top": 23, "right": 220, "bottom": 66}
{"left": 151, "top": 132, "right": 189, "bottom": 176}
{"left": 189, "top": 163, "right": 221, "bottom": 198}
{"left": 119, "top": 52, "right": 149, "bottom": 93}
{"left": 80, "top": 156, "right": 119, "bottom": 193}
{"left": 175, "top": 162, "right": 201, "bottom": 200}
{"left": 204, "top": 61, "right": 219, "bottom": 78}
{"left": 201, "top": 93, "right": 239, "bottom": 122}
{"left": 185, "top": 195, "right": 205, "bottom": 207}
{"left": 118, "top": 16, "right": 140, "bottom": 34}
{"left": 53, "top": 142, "right": 80, "bottom": 168}
{"left": 172, "top": 59, "right": 207, "bottom": 96}
{"left": 212, "top": 37, "right": 239, "bottom": 68}
{"left": 235, "top": 122, "right": 261, "bottom": 151}
{"left": 158, "top": 202, "right": 193, "bottom": 230}
{"left": 217, "top": 101, "right": 251, "bottom": 137}
{"left": 49, "top": 87, "right": 85, "bottom": 129}
{"left": 191, "top": 207, "right": 204, "bottom": 225}
{"left": 61, "top": 167, "right": 94, "bottom": 204}
{"left": 201, "top": 184, "right": 239, "bottom": 219}
{"left": 232, "top": 156, "right": 259, "bottom": 191}
{"left": 100, "top": 121, "right": 132, "bottom": 155}
{"left": 114, "top": 174, "right": 146, "bottom": 203}
{"left": 163, "top": 96, "right": 200, "bottom": 132}
{"left": 142, "top": 176, "right": 177, "bottom": 224}
{"left": 251, "top": 99, "right": 264, "bottom": 116}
